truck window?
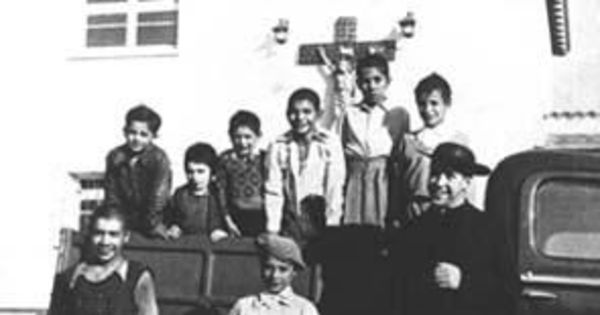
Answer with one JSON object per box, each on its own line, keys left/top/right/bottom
{"left": 535, "top": 178, "right": 600, "bottom": 260}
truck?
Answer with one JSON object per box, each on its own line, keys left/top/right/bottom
{"left": 52, "top": 147, "right": 600, "bottom": 315}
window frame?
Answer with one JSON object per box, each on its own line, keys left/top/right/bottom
{"left": 520, "top": 170, "right": 600, "bottom": 278}
{"left": 72, "top": 0, "right": 179, "bottom": 60}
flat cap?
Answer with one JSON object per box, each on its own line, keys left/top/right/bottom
{"left": 256, "top": 233, "right": 306, "bottom": 270}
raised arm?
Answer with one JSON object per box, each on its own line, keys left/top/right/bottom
{"left": 317, "top": 46, "right": 335, "bottom": 73}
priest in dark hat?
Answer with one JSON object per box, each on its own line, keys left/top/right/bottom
{"left": 391, "top": 142, "right": 518, "bottom": 315}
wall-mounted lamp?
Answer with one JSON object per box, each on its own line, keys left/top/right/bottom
{"left": 398, "top": 11, "right": 416, "bottom": 39}
{"left": 272, "top": 19, "right": 290, "bottom": 45}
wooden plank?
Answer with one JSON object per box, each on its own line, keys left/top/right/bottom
{"left": 298, "top": 40, "right": 397, "bottom": 65}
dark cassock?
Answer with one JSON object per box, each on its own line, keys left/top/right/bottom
{"left": 391, "top": 142, "right": 519, "bottom": 315}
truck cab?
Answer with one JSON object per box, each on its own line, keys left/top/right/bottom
{"left": 487, "top": 148, "right": 600, "bottom": 315}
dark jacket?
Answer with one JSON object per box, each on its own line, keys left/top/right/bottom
{"left": 104, "top": 143, "right": 172, "bottom": 232}
{"left": 164, "top": 184, "right": 223, "bottom": 235}
{"left": 392, "top": 202, "right": 518, "bottom": 315}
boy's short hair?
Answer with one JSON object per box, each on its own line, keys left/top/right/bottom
{"left": 228, "top": 110, "right": 262, "bottom": 137}
{"left": 356, "top": 54, "right": 390, "bottom": 80}
{"left": 184, "top": 142, "right": 218, "bottom": 171}
{"left": 89, "top": 204, "right": 129, "bottom": 232}
{"left": 125, "top": 104, "right": 162, "bottom": 134}
{"left": 287, "top": 88, "right": 321, "bottom": 114}
{"left": 414, "top": 72, "right": 452, "bottom": 104}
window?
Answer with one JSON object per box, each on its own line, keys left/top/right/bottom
{"left": 535, "top": 177, "right": 600, "bottom": 260}
{"left": 78, "top": 0, "right": 178, "bottom": 58}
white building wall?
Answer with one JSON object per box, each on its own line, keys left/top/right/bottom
{"left": 0, "top": 0, "right": 558, "bottom": 309}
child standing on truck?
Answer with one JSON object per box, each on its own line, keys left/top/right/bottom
{"left": 165, "top": 142, "right": 228, "bottom": 241}
{"left": 48, "top": 205, "right": 159, "bottom": 315}
{"left": 342, "top": 54, "right": 410, "bottom": 228}
{"left": 216, "top": 110, "right": 267, "bottom": 237}
{"left": 104, "top": 104, "right": 172, "bottom": 239}
{"left": 229, "top": 233, "right": 319, "bottom": 315}
{"left": 264, "top": 88, "right": 345, "bottom": 244}
{"left": 391, "top": 73, "right": 471, "bottom": 223}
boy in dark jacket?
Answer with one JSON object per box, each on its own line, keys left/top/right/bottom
{"left": 104, "top": 104, "right": 172, "bottom": 239}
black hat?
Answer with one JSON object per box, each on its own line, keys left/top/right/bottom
{"left": 431, "top": 142, "right": 491, "bottom": 176}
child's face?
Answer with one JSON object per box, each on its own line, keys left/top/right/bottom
{"left": 90, "top": 217, "right": 129, "bottom": 264}
{"left": 417, "top": 89, "right": 449, "bottom": 128}
{"left": 261, "top": 256, "right": 297, "bottom": 294}
{"left": 185, "top": 162, "right": 211, "bottom": 192}
{"left": 357, "top": 66, "right": 389, "bottom": 105}
{"left": 231, "top": 126, "right": 259, "bottom": 157}
{"left": 287, "top": 100, "right": 318, "bottom": 136}
{"left": 124, "top": 120, "right": 155, "bottom": 153}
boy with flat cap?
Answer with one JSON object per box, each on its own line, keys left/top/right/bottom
{"left": 229, "top": 233, "right": 319, "bottom": 315}
{"left": 392, "top": 142, "right": 518, "bottom": 315}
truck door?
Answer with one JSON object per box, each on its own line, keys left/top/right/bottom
{"left": 518, "top": 171, "right": 600, "bottom": 314}
{"left": 488, "top": 150, "right": 600, "bottom": 315}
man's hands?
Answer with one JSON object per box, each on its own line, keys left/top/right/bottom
{"left": 433, "top": 262, "right": 462, "bottom": 290}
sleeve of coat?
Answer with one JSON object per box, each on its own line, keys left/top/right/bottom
{"left": 456, "top": 216, "right": 519, "bottom": 313}
{"left": 145, "top": 151, "right": 172, "bottom": 229}
{"left": 214, "top": 156, "right": 231, "bottom": 217}
{"left": 264, "top": 142, "right": 285, "bottom": 233}
{"left": 103, "top": 150, "right": 121, "bottom": 207}
{"left": 324, "top": 136, "right": 346, "bottom": 226}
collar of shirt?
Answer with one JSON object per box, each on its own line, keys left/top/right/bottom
{"left": 255, "top": 287, "right": 295, "bottom": 308}
{"left": 356, "top": 101, "right": 388, "bottom": 114}
{"left": 69, "top": 259, "right": 129, "bottom": 288}
{"left": 233, "top": 149, "right": 261, "bottom": 162}
{"left": 278, "top": 128, "right": 329, "bottom": 144}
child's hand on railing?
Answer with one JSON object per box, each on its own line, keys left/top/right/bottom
{"left": 166, "top": 225, "right": 182, "bottom": 240}
{"left": 224, "top": 215, "right": 242, "bottom": 238}
{"left": 210, "top": 229, "right": 229, "bottom": 243}
{"left": 149, "top": 223, "right": 170, "bottom": 240}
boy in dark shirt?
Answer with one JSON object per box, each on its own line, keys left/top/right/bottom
{"left": 49, "top": 205, "right": 159, "bottom": 315}
{"left": 165, "top": 142, "right": 226, "bottom": 241}
{"left": 104, "top": 104, "right": 172, "bottom": 239}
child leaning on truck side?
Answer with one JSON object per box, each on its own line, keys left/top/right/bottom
{"left": 215, "top": 110, "right": 267, "bottom": 237}
{"left": 164, "top": 142, "right": 228, "bottom": 241}
{"left": 104, "top": 104, "right": 172, "bottom": 239}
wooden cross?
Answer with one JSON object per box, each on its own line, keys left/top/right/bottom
{"left": 298, "top": 16, "right": 397, "bottom": 65}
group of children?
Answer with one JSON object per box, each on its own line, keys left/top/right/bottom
{"left": 50, "top": 52, "right": 476, "bottom": 315}
{"left": 102, "top": 53, "right": 463, "bottom": 246}
{"left": 104, "top": 105, "right": 268, "bottom": 242}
